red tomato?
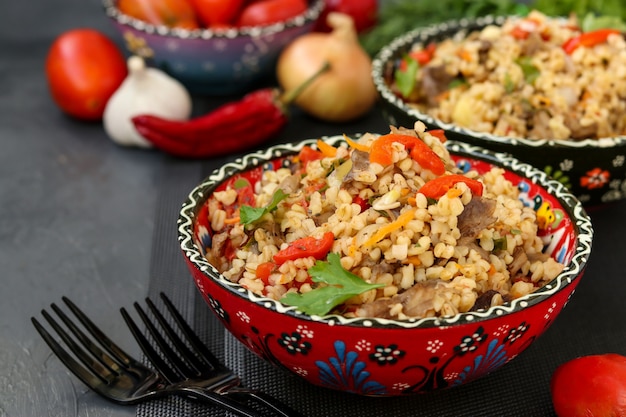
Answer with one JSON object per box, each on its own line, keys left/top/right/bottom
{"left": 45, "top": 29, "right": 127, "bottom": 121}
{"left": 190, "top": 0, "right": 244, "bottom": 27}
{"left": 551, "top": 354, "right": 626, "bottom": 417}
{"left": 273, "top": 232, "right": 335, "bottom": 265}
{"left": 118, "top": 0, "right": 200, "bottom": 29}
{"left": 237, "top": 0, "right": 307, "bottom": 27}
{"left": 315, "top": 0, "right": 378, "bottom": 33}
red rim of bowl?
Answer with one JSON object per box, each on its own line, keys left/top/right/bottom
{"left": 371, "top": 14, "right": 626, "bottom": 149}
{"left": 178, "top": 136, "right": 593, "bottom": 329}
{"left": 102, "top": 0, "right": 325, "bottom": 39}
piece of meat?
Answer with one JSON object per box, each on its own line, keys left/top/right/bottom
{"left": 420, "top": 64, "right": 456, "bottom": 106}
{"left": 206, "top": 231, "right": 229, "bottom": 272}
{"left": 355, "top": 280, "right": 446, "bottom": 319}
{"left": 509, "top": 246, "right": 528, "bottom": 277}
{"left": 278, "top": 173, "right": 300, "bottom": 194}
{"left": 458, "top": 196, "right": 497, "bottom": 238}
{"left": 564, "top": 114, "right": 598, "bottom": 140}
{"left": 477, "top": 40, "right": 492, "bottom": 64}
{"left": 521, "top": 31, "right": 546, "bottom": 56}
{"left": 528, "top": 110, "right": 552, "bottom": 139}
{"left": 470, "top": 289, "right": 500, "bottom": 312}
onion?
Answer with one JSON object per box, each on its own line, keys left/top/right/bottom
{"left": 276, "top": 12, "right": 377, "bottom": 122}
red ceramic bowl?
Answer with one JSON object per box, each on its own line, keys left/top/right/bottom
{"left": 178, "top": 136, "right": 593, "bottom": 395}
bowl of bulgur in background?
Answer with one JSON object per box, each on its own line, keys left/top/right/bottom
{"left": 372, "top": 11, "right": 626, "bottom": 208}
{"left": 178, "top": 124, "right": 593, "bottom": 395}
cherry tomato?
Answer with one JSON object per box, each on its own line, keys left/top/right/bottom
{"left": 551, "top": 354, "right": 626, "bottom": 417}
{"left": 273, "top": 232, "right": 335, "bottom": 265}
{"left": 45, "top": 29, "right": 127, "bottom": 121}
{"left": 118, "top": 0, "right": 200, "bottom": 29}
{"left": 315, "top": 0, "right": 378, "bottom": 33}
{"left": 237, "top": 0, "right": 308, "bottom": 27}
{"left": 190, "top": 0, "right": 244, "bottom": 27}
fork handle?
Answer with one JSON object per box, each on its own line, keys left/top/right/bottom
{"left": 228, "top": 388, "right": 308, "bottom": 417}
{"left": 177, "top": 387, "right": 265, "bottom": 417}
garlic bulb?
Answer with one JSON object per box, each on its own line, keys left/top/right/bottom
{"left": 103, "top": 56, "right": 192, "bottom": 147}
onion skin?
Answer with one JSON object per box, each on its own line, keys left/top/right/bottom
{"left": 276, "top": 12, "right": 377, "bottom": 122}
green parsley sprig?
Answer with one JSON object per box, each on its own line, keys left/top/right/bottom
{"left": 281, "top": 253, "right": 384, "bottom": 316}
{"left": 239, "top": 189, "right": 288, "bottom": 225}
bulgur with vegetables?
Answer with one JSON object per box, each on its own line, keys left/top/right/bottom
{"left": 390, "top": 10, "right": 626, "bottom": 140}
{"left": 204, "top": 123, "right": 564, "bottom": 318}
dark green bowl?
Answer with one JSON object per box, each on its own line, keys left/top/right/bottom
{"left": 371, "top": 15, "right": 626, "bottom": 208}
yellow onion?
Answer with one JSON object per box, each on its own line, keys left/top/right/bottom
{"left": 276, "top": 12, "right": 377, "bottom": 122}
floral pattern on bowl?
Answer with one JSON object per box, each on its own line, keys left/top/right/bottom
{"left": 178, "top": 136, "right": 593, "bottom": 395}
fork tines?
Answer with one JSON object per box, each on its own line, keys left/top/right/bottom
{"left": 121, "top": 293, "right": 235, "bottom": 390}
{"left": 31, "top": 297, "right": 153, "bottom": 399}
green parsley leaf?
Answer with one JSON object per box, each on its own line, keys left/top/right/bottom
{"left": 504, "top": 73, "right": 516, "bottom": 94}
{"left": 281, "top": 253, "right": 385, "bottom": 316}
{"left": 394, "top": 55, "right": 419, "bottom": 98}
{"left": 516, "top": 57, "right": 540, "bottom": 85}
{"left": 239, "top": 189, "right": 288, "bottom": 225}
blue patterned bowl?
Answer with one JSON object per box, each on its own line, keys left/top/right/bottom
{"left": 372, "top": 16, "right": 626, "bottom": 208}
{"left": 178, "top": 136, "right": 593, "bottom": 395}
{"left": 102, "top": 0, "right": 324, "bottom": 95}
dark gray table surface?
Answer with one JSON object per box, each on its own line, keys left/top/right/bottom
{"left": 2, "top": 1, "right": 160, "bottom": 416}
{"left": 3, "top": 1, "right": 626, "bottom": 417}
{"left": 0, "top": 1, "right": 388, "bottom": 415}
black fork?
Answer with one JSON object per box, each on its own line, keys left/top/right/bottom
{"left": 31, "top": 297, "right": 268, "bottom": 416}
{"left": 122, "top": 293, "right": 306, "bottom": 417}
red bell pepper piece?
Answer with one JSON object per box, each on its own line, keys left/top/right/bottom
{"left": 255, "top": 261, "right": 276, "bottom": 284}
{"left": 408, "top": 42, "right": 436, "bottom": 66}
{"left": 369, "top": 133, "right": 445, "bottom": 175}
{"left": 352, "top": 195, "right": 370, "bottom": 212}
{"left": 562, "top": 29, "right": 620, "bottom": 54}
{"left": 427, "top": 129, "right": 447, "bottom": 143}
{"left": 297, "top": 145, "right": 324, "bottom": 169}
{"left": 419, "top": 174, "right": 483, "bottom": 200}
{"left": 273, "top": 232, "right": 335, "bottom": 265}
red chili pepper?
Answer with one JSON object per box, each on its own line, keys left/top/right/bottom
{"left": 419, "top": 174, "right": 483, "bottom": 200}
{"left": 562, "top": 29, "right": 620, "bottom": 54}
{"left": 273, "top": 232, "right": 335, "bottom": 265}
{"left": 369, "top": 133, "right": 445, "bottom": 175}
{"left": 132, "top": 89, "right": 286, "bottom": 158}
{"left": 132, "top": 62, "right": 330, "bottom": 158}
